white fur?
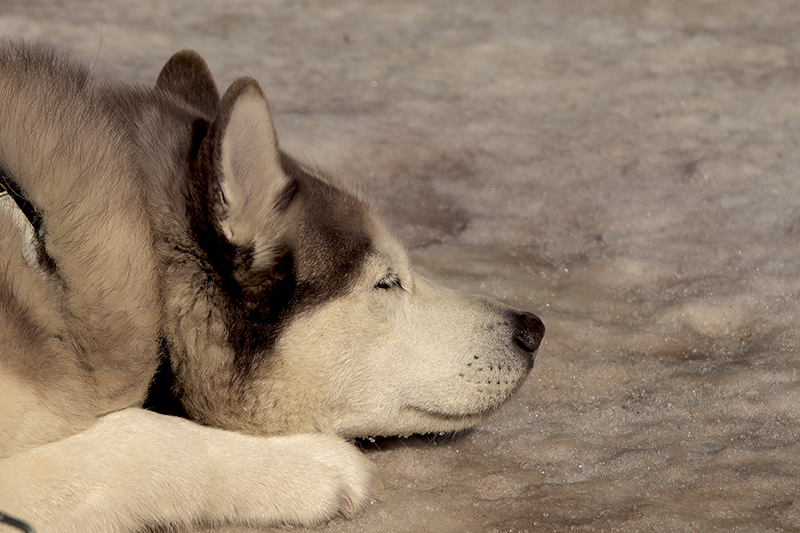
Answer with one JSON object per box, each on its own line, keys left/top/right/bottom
{"left": 268, "top": 252, "right": 534, "bottom": 439}
{"left": 0, "top": 409, "right": 378, "bottom": 533}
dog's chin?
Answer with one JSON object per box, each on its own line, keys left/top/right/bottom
{"left": 331, "top": 407, "right": 492, "bottom": 440}
{"left": 389, "top": 406, "right": 495, "bottom": 437}
{"left": 411, "top": 399, "right": 509, "bottom": 419}
{"left": 399, "top": 373, "right": 532, "bottom": 429}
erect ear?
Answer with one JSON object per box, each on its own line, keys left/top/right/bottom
{"left": 156, "top": 50, "right": 220, "bottom": 117}
{"left": 213, "top": 77, "right": 291, "bottom": 254}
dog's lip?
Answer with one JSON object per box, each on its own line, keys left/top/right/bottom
{"left": 403, "top": 404, "right": 497, "bottom": 421}
{"left": 516, "top": 346, "right": 538, "bottom": 372}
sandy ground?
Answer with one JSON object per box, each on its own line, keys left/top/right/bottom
{"left": 2, "top": 1, "right": 800, "bottom": 531}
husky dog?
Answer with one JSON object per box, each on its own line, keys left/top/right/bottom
{"left": 0, "top": 41, "right": 544, "bottom": 533}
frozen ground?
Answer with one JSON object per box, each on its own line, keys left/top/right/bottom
{"left": 2, "top": 1, "right": 800, "bottom": 531}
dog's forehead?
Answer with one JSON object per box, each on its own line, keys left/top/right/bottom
{"left": 290, "top": 171, "right": 376, "bottom": 286}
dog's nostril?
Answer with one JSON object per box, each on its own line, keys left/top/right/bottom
{"left": 513, "top": 311, "right": 545, "bottom": 353}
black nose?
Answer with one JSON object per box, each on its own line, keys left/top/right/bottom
{"left": 513, "top": 311, "right": 545, "bottom": 354}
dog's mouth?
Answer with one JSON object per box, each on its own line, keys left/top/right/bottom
{"left": 337, "top": 406, "right": 492, "bottom": 440}
{"left": 515, "top": 342, "right": 539, "bottom": 371}
{"left": 403, "top": 362, "right": 534, "bottom": 425}
{"left": 403, "top": 404, "right": 496, "bottom": 426}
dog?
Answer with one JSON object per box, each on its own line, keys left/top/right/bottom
{"left": 0, "top": 40, "right": 544, "bottom": 533}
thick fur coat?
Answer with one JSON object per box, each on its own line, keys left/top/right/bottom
{"left": 0, "top": 41, "right": 544, "bottom": 532}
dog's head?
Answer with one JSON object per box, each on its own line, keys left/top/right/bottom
{"left": 156, "top": 51, "right": 544, "bottom": 438}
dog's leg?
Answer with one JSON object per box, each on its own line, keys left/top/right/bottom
{"left": 0, "top": 408, "right": 380, "bottom": 533}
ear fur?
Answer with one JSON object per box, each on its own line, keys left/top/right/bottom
{"left": 213, "top": 78, "right": 291, "bottom": 256}
{"left": 156, "top": 50, "right": 220, "bottom": 117}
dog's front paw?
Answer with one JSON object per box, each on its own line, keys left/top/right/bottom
{"left": 307, "top": 433, "right": 382, "bottom": 520}
{"left": 243, "top": 432, "right": 381, "bottom": 526}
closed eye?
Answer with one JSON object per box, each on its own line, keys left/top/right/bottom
{"left": 374, "top": 273, "right": 403, "bottom": 291}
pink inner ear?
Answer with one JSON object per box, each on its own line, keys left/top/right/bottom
{"left": 217, "top": 89, "right": 289, "bottom": 249}
{"left": 225, "top": 92, "right": 280, "bottom": 185}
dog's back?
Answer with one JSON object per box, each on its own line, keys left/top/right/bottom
{"left": 0, "top": 41, "right": 162, "bottom": 454}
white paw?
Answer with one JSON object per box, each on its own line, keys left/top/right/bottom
{"left": 300, "top": 433, "right": 382, "bottom": 521}
{"left": 231, "top": 432, "right": 382, "bottom": 526}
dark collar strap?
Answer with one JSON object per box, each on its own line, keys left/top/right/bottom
{"left": 0, "top": 170, "right": 42, "bottom": 233}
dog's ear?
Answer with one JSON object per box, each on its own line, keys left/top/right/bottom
{"left": 157, "top": 50, "right": 220, "bottom": 117}
{"left": 212, "top": 78, "right": 291, "bottom": 252}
